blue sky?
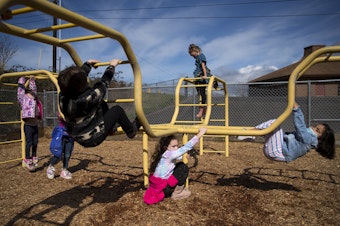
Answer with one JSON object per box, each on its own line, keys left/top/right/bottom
{"left": 3, "top": 0, "right": 340, "bottom": 84}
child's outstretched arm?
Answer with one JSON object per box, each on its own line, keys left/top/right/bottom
{"left": 102, "top": 58, "right": 121, "bottom": 85}
{"left": 17, "top": 76, "right": 26, "bottom": 103}
{"left": 82, "top": 59, "right": 99, "bottom": 75}
{"left": 196, "top": 127, "right": 207, "bottom": 139}
{"left": 28, "top": 75, "right": 37, "bottom": 94}
{"left": 170, "top": 128, "right": 207, "bottom": 160}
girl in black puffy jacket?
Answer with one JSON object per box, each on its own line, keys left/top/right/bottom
{"left": 58, "top": 58, "right": 141, "bottom": 147}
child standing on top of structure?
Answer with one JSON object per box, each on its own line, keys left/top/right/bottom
{"left": 17, "top": 75, "right": 43, "bottom": 171}
{"left": 144, "top": 127, "right": 207, "bottom": 205}
{"left": 255, "top": 101, "right": 335, "bottom": 162}
{"left": 47, "top": 113, "right": 74, "bottom": 180}
{"left": 188, "top": 44, "right": 211, "bottom": 118}
{"left": 57, "top": 58, "right": 141, "bottom": 148}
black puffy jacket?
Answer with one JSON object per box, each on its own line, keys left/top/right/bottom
{"left": 59, "top": 63, "right": 115, "bottom": 147}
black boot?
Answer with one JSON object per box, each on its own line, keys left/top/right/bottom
{"left": 127, "top": 117, "right": 142, "bottom": 138}
{"left": 108, "top": 123, "right": 119, "bottom": 136}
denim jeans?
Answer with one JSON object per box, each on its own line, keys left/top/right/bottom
{"left": 50, "top": 136, "right": 74, "bottom": 169}
{"left": 24, "top": 124, "right": 38, "bottom": 159}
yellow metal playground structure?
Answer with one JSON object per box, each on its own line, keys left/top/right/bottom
{"left": 1, "top": 0, "right": 340, "bottom": 186}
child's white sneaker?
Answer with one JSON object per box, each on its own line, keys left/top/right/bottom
{"left": 32, "top": 156, "right": 39, "bottom": 167}
{"left": 22, "top": 158, "right": 34, "bottom": 171}
{"left": 46, "top": 165, "right": 55, "bottom": 179}
{"left": 60, "top": 169, "right": 72, "bottom": 180}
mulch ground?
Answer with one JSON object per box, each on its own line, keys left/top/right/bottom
{"left": 0, "top": 132, "right": 339, "bottom": 226}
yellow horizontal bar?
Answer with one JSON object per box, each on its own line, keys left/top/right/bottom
{"left": 178, "top": 104, "right": 205, "bottom": 107}
{"left": 150, "top": 129, "right": 179, "bottom": 137}
{"left": 1, "top": 74, "right": 57, "bottom": 88}
{"left": 0, "top": 158, "right": 22, "bottom": 164}
{"left": 213, "top": 103, "right": 226, "bottom": 106}
{"left": 24, "top": 23, "right": 76, "bottom": 34}
{"left": 0, "top": 121, "right": 21, "bottom": 124}
{"left": 95, "top": 60, "right": 130, "bottom": 67}
{"left": 173, "top": 121, "right": 202, "bottom": 124}
{"left": 203, "top": 134, "right": 228, "bottom": 137}
{"left": 0, "top": 140, "right": 21, "bottom": 145}
{"left": 0, "top": 70, "right": 60, "bottom": 92}
{"left": 201, "top": 150, "right": 225, "bottom": 153}
{"left": 59, "top": 34, "right": 105, "bottom": 43}
{"left": 11, "top": 7, "right": 35, "bottom": 15}
{"left": 1, "top": 82, "right": 18, "bottom": 87}
{"left": 181, "top": 84, "right": 208, "bottom": 88}
{"left": 148, "top": 124, "right": 269, "bottom": 136}
{"left": 106, "top": 99, "right": 135, "bottom": 103}
{"left": 209, "top": 119, "right": 225, "bottom": 122}
{"left": 183, "top": 77, "right": 210, "bottom": 82}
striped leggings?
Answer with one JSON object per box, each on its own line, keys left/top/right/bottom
{"left": 256, "top": 119, "right": 286, "bottom": 162}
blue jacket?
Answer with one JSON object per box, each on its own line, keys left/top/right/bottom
{"left": 282, "top": 107, "right": 318, "bottom": 162}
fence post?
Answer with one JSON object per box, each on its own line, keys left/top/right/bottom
{"left": 43, "top": 89, "right": 46, "bottom": 127}
{"left": 307, "top": 80, "right": 312, "bottom": 127}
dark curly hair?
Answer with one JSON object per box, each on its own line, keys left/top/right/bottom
{"left": 58, "top": 66, "right": 89, "bottom": 98}
{"left": 149, "top": 134, "right": 177, "bottom": 174}
{"left": 316, "top": 123, "right": 335, "bottom": 159}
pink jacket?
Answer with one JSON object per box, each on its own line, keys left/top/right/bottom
{"left": 143, "top": 174, "right": 178, "bottom": 205}
{"left": 17, "top": 77, "right": 43, "bottom": 119}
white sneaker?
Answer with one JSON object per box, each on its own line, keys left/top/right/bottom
{"left": 32, "top": 156, "right": 39, "bottom": 167}
{"left": 47, "top": 165, "right": 55, "bottom": 179}
{"left": 237, "top": 136, "right": 255, "bottom": 141}
{"left": 23, "top": 158, "right": 34, "bottom": 171}
{"left": 60, "top": 169, "right": 72, "bottom": 180}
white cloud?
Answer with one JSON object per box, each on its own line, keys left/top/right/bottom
{"left": 212, "top": 64, "right": 277, "bottom": 83}
{"left": 238, "top": 65, "right": 278, "bottom": 82}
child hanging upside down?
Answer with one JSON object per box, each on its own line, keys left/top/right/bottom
{"left": 255, "top": 101, "right": 335, "bottom": 162}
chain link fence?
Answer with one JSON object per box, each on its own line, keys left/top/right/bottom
{"left": 1, "top": 79, "right": 339, "bottom": 142}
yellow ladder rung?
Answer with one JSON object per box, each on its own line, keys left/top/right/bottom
{"left": 209, "top": 119, "right": 225, "bottom": 122}
{"left": 178, "top": 103, "right": 207, "bottom": 107}
{"left": 201, "top": 149, "right": 225, "bottom": 153}
{"left": 174, "top": 121, "right": 203, "bottom": 125}
{"left": 106, "top": 99, "right": 135, "bottom": 103}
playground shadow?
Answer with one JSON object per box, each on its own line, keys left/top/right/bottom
{"left": 216, "top": 169, "right": 301, "bottom": 192}
{"left": 4, "top": 154, "right": 144, "bottom": 226}
{"left": 191, "top": 166, "right": 338, "bottom": 192}
{"left": 216, "top": 166, "right": 338, "bottom": 191}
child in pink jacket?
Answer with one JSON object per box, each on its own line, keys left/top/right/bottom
{"left": 17, "top": 76, "right": 43, "bottom": 171}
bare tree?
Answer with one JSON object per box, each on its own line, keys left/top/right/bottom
{"left": 0, "top": 35, "right": 18, "bottom": 73}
